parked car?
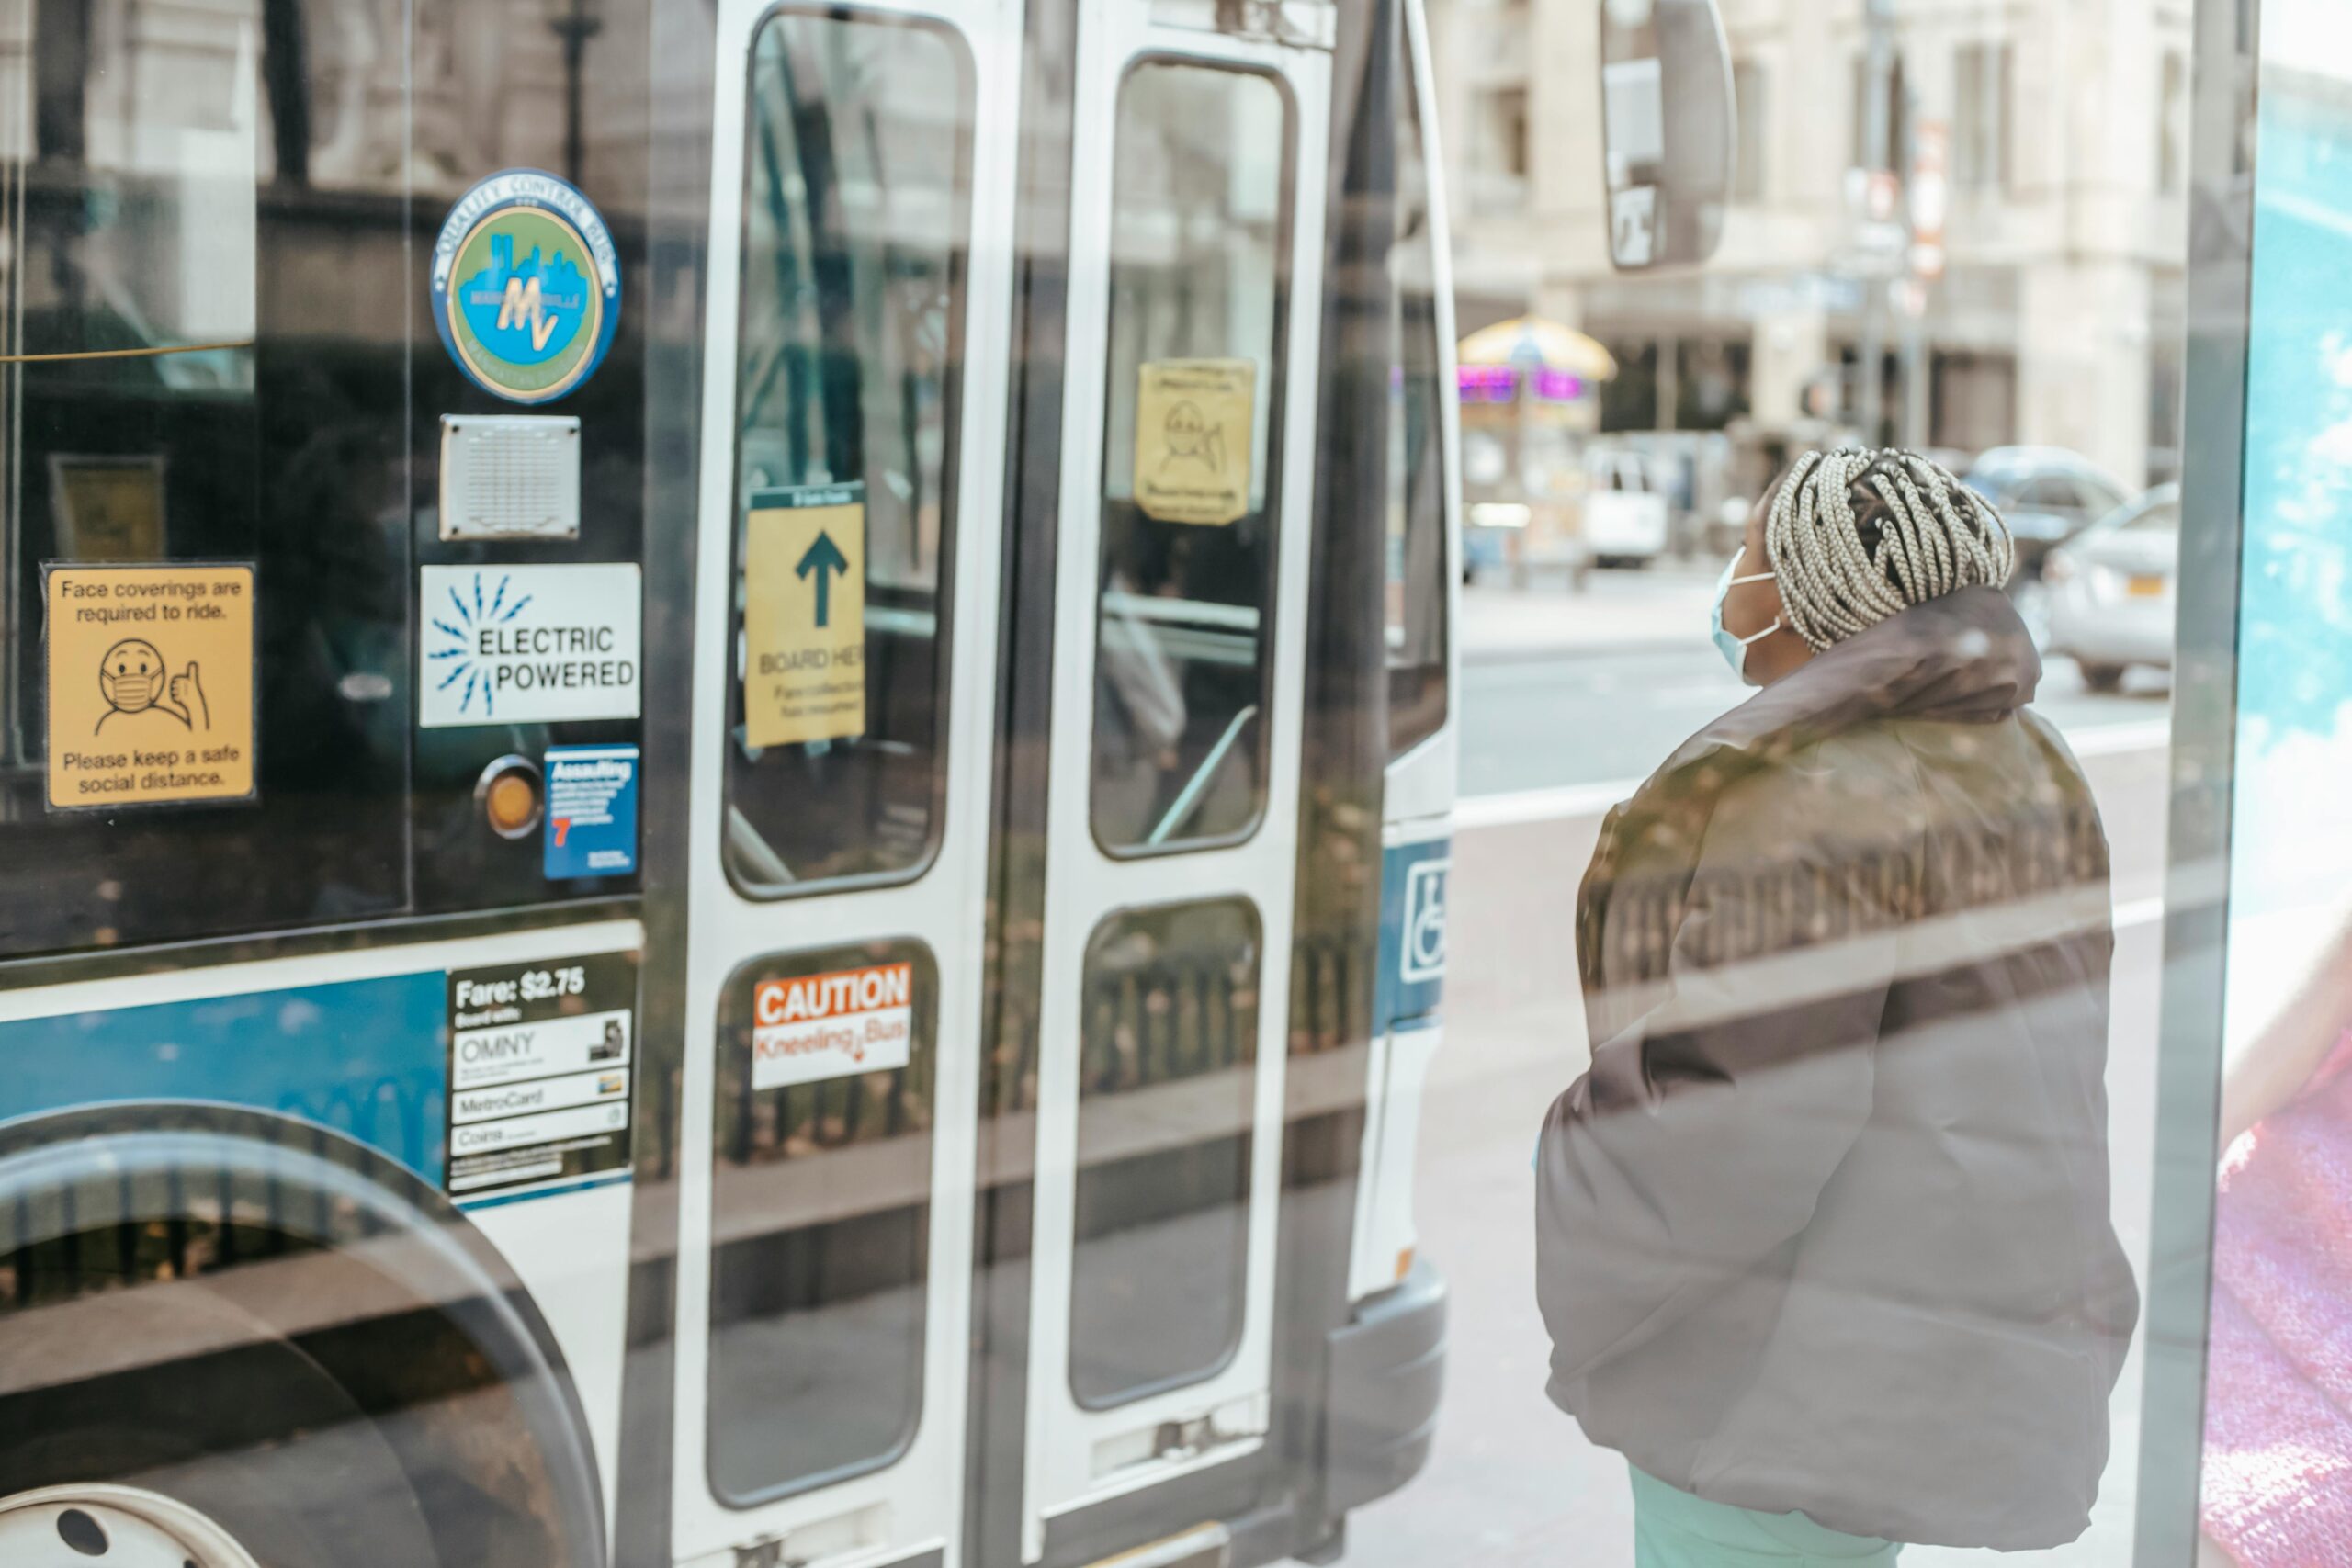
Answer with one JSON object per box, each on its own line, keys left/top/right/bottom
{"left": 1581, "top": 446, "right": 1670, "bottom": 567}
{"left": 1962, "top": 446, "right": 2132, "bottom": 643}
{"left": 2045, "top": 484, "right": 2179, "bottom": 691}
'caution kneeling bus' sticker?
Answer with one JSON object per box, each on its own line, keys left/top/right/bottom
{"left": 742, "top": 483, "right": 866, "bottom": 749}
{"left": 752, "top": 961, "right": 914, "bottom": 1090}
{"left": 44, "top": 561, "right": 258, "bottom": 810}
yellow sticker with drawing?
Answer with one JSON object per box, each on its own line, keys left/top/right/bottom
{"left": 1134, "top": 358, "right": 1256, "bottom": 525}
{"left": 44, "top": 562, "right": 257, "bottom": 810}
{"left": 50, "top": 456, "right": 166, "bottom": 560}
{"left": 742, "top": 484, "right": 866, "bottom": 749}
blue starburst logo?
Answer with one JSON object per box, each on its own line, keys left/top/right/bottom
{"left": 429, "top": 571, "right": 532, "bottom": 717}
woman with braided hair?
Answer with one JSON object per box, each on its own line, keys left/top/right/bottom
{"left": 1535, "top": 449, "right": 2136, "bottom": 1565}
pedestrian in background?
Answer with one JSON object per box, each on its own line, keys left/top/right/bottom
{"left": 1535, "top": 448, "right": 2139, "bottom": 1565}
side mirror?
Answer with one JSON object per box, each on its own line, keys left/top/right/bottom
{"left": 1598, "top": 0, "right": 1734, "bottom": 271}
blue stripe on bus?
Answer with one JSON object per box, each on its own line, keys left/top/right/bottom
{"left": 0, "top": 974, "right": 448, "bottom": 1184}
{"left": 455, "top": 1169, "right": 632, "bottom": 1212}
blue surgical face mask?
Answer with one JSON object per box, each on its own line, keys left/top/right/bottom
{"left": 1711, "top": 545, "right": 1781, "bottom": 685}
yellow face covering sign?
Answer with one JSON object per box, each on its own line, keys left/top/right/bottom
{"left": 1134, "top": 357, "right": 1256, "bottom": 525}
{"left": 45, "top": 562, "right": 258, "bottom": 809}
{"left": 742, "top": 484, "right": 867, "bottom": 749}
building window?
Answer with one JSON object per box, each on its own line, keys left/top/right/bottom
{"left": 1849, "top": 51, "right": 1907, "bottom": 171}
{"left": 1474, "top": 86, "right": 1530, "bottom": 181}
{"left": 1953, "top": 42, "right": 2013, "bottom": 191}
{"left": 1733, "top": 60, "right": 1767, "bottom": 203}
{"left": 2159, "top": 49, "right": 2188, "bottom": 195}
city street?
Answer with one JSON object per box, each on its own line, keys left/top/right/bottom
{"left": 1319, "top": 570, "right": 2177, "bottom": 1567}
{"left": 1456, "top": 568, "right": 2175, "bottom": 797}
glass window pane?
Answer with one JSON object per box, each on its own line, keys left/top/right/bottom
{"left": 1387, "top": 59, "right": 1450, "bottom": 761}
{"left": 1091, "top": 62, "right": 1291, "bottom": 853}
{"left": 707, "top": 942, "right": 936, "bottom": 1503}
{"left": 723, "top": 11, "right": 972, "bottom": 894}
{"left": 1069, "top": 898, "right": 1260, "bottom": 1408}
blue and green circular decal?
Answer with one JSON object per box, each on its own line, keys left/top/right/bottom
{"left": 430, "top": 170, "right": 620, "bottom": 404}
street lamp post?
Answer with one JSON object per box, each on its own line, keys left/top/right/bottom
{"left": 1858, "top": 0, "right": 1895, "bottom": 446}
{"left": 545, "top": 0, "right": 605, "bottom": 186}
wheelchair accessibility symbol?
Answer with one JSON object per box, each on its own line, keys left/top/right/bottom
{"left": 1400, "top": 857, "right": 1450, "bottom": 984}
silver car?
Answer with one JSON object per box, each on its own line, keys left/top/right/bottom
{"left": 2044, "top": 485, "right": 2178, "bottom": 691}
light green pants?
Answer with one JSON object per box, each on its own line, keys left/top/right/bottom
{"left": 1630, "top": 1466, "right": 1901, "bottom": 1567}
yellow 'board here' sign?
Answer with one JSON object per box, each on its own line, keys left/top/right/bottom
{"left": 46, "top": 562, "right": 257, "bottom": 809}
{"left": 743, "top": 484, "right": 866, "bottom": 748}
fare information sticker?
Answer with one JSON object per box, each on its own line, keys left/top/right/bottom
{"left": 445, "top": 950, "right": 638, "bottom": 1201}
{"left": 752, "top": 961, "right": 913, "bottom": 1090}
{"left": 742, "top": 483, "right": 866, "bottom": 749}
{"left": 44, "top": 562, "right": 257, "bottom": 810}
{"left": 1134, "top": 358, "right": 1256, "bottom": 525}
{"left": 420, "top": 562, "right": 642, "bottom": 727}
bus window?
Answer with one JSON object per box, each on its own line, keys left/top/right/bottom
{"left": 1387, "top": 57, "right": 1450, "bottom": 761}
{"left": 1091, "top": 63, "right": 1292, "bottom": 854}
{"left": 1069, "top": 897, "right": 1260, "bottom": 1407}
{"left": 707, "top": 941, "right": 937, "bottom": 1503}
{"left": 0, "top": 0, "right": 419, "bottom": 955}
{"left": 722, "top": 11, "right": 972, "bottom": 895}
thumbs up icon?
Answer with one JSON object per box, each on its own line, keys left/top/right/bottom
{"left": 169, "top": 661, "right": 209, "bottom": 730}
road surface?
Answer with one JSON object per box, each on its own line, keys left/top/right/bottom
{"left": 1456, "top": 571, "right": 2173, "bottom": 797}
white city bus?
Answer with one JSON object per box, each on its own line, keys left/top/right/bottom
{"left": 0, "top": 1, "right": 1458, "bottom": 1565}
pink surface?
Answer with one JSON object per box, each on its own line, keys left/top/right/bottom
{"left": 2201, "top": 1033, "right": 2352, "bottom": 1565}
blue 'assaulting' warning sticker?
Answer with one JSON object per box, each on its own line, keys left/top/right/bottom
{"left": 544, "top": 744, "right": 639, "bottom": 880}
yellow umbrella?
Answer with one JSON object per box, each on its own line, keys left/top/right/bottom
{"left": 1456, "top": 316, "right": 1618, "bottom": 380}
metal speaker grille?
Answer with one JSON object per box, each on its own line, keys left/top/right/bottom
{"left": 439, "top": 415, "right": 582, "bottom": 540}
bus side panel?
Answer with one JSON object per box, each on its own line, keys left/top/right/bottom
{"left": 0, "top": 929, "right": 640, "bottom": 1551}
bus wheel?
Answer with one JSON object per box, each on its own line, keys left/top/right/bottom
{"left": 0, "top": 1483, "right": 266, "bottom": 1567}
{"left": 0, "top": 1272, "right": 444, "bottom": 1567}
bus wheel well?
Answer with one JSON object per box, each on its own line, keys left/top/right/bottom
{"left": 0, "top": 1103, "right": 607, "bottom": 1568}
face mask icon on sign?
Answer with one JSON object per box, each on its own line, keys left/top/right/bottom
{"left": 96, "top": 638, "right": 208, "bottom": 733}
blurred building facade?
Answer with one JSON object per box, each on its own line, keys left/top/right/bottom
{"left": 1430, "top": 0, "right": 2193, "bottom": 487}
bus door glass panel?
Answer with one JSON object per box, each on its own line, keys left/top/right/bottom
{"left": 723, "top": 10, "right": 973, "bottom": 894}
{"left": 1070, "top": 898, "right": 1261, "bottom": 1406}
{"left": 1091, "top": 62, "right": 1292, "bottom": 854}
{"left": 708, "top": 941, "right": 938, "bottom": 1502}
{"left": 1386, "top": 57, "right": 1449, "bottom": 761}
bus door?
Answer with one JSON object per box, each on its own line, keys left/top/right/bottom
{"left": 1020, "top": 5, "right": 1332, "bottom": 1553}
{"left": 669, "top": 0, "right": 1021, "bottom": 1563}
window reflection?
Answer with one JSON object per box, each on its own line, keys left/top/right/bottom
{"left": 708, "top": 942, "right": 936, "bottom": 1503}
{"left": 1386, "top": 57, "right": 1449, "bottom": 761}
{"left": 722, "top": 10, "right": 971, "bottom": 894}
{"left": 1091, "top": 62, "right": 1290, "bottom": 853}
{"left": 1069, "top": 897, "right": 1260, "bottom": 1409}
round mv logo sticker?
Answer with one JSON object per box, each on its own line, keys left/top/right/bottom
{"left": 431, "top": 169, "right": 621, "bottom": 404}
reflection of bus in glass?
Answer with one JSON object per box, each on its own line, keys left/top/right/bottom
{"left": 0, "top": 2, "right": 1457, "bottom": 1566}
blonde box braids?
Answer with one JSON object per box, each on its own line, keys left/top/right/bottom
{"left": 1763, "top": 446, "right": 2018, "bottom": 650}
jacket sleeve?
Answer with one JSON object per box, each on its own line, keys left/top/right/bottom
{"left": 1536, "top": 826, "right": 1900, "bottom": 1386}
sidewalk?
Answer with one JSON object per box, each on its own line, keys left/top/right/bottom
{"left": 1459, "top": 564, "right": 1722, "bottom": 663}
